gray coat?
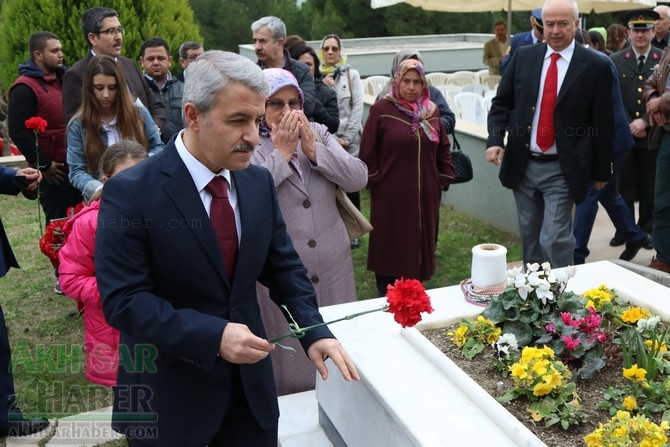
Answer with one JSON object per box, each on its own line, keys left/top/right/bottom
{"left": 251, "top": 122, "right": 367, "bottom": 395}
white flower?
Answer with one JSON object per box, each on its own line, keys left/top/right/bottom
{"left": 497, "top": 333, "right": 519, "bottom": 351}
{"left": 637, "top": 315, "right": 661, "bottom": 332}
{"left": 514, "top": 279, "right": 533, "bottom": 300}
{"left": 541, "top": 261, "right": 551, "bottom": 274}
{"left": 526, "top": 263, "right": 541, "bottom": 273}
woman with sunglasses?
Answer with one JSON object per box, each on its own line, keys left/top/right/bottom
{"left": 319, "top": 33, "right": 365, "bottom": 247}
{"left": 251, "top": 68, "right": 367, "bottom": 396}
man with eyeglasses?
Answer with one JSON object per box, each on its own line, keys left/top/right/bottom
{"left": 140, "top": 37, "right": 184, "bottom": 144}
{"left": 63, "top": 7, "right": 165, "bottom": 133}
{"left": 251, "top": 16, "right": 316, "bottom": 119}
{"left": 176, "top": 41, "right": 203, "bottom": 82}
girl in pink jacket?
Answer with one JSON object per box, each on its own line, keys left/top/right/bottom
{"left": 58, "top": 140, "right": 147, "bottom": 386}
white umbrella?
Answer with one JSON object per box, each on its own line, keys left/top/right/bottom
{"left": 371, "top": 0, "right": 656, "bottom": 13}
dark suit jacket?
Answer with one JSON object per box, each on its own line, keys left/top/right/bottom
{"left": 95, "top": 142, "right": 332, "bottom": 446}
{"left": 0, "top": 166, "right": 20, "bottom": 277}
{"left": 611, "top": 47, "right": 663, "bottom": 149}
{"left": 487, "top": 42, "right": 614, "bottom": 204}
{"left": 62, "top": 54, "right": 166, "bottom": 129}
{"left": 499, "top": 30, "right": 536, "bottom": 75}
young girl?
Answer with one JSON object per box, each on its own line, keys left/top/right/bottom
{"left": 67, "top": 55, "right": 163, "bottom": 203}
{"left": 58, "top": 140, "right": 148, "bottom": 386}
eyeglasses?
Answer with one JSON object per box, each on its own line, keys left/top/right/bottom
{"left": 266, "top": 98, "right": 301, "bottom": 111}
{"left": 97, "top": 26, "right": 124, "bottom": 37}
{"left": 322, "top": 46, "right": 340, "bottom": 52}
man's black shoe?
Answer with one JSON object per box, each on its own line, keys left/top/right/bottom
{"left": 1, "top": 408, "right": 49, "bottom": 437}
{"left": 609, "top": 235, "right": 625, "bottom": 247}
{"left": 619, "top": 235, "right": 653, "bottom": 262}
{"left": 644, "top": 236, "right": 654, "bottom": 250}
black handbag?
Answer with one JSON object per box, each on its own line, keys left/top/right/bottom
{"left": 450, "top": 133, "right": 474, "bottom": 184}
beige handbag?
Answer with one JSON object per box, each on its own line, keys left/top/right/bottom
{"left": 336, "top": 188, "right": 372, "bottom": 241}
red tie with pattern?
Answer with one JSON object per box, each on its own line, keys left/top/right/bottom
{"left": 537, "top": 53, "right": 560, "bottom": 152}
{"left": 206, "top": 176, "right": 238, "bottom": 281}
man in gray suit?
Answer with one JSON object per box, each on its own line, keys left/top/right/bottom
{"left": 482, "top": 21, "right": 509, "bottom": 75}
{"left": 486, "top": 0, "right": 614, "bottom": 268}
{"left": 62, "top": 7, "right": 165, "bottom": 131}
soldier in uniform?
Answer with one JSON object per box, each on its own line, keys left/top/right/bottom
{"left": 499, "top": 9, "right": 543, "bottom": 75}
{"left": 610, "top": 9, "right": 662, "bottom": 249}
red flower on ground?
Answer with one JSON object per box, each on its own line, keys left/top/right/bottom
{"left": 385, "top": 278, "right": 434, "bottom": 328}
{"left": 25, "top": 116, "right": 48, "bottom": 133}
{"left": 38, "top": 202, "right": 85, "bottom": 267}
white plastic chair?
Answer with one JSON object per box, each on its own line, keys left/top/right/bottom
{"left": 480, "top": 74, "right": 502, "bottom": 91}
{"left": 454, "top": 92, "right": 487, "bottom": 125}
{"left": 482, "top": 96, "right": 493, "bottom": 113}
{"left": 476, "top": 69, "right": 490, "bottom": 83}
{"left": 447, "top": 71, "right": 479, "bottom": 87}
{"left": 461, "top": 82, "right": 491, "bottom": 97}
{"left": 484, "top": 90, "right": 497, "bottom": 100}
{"left": 426, "top": 72, "right": 451, "bottom": 87}
{"left": 434, "top": 84, "right": 462, "bottom": 105}
{"left": 363, "top": 76, "right": 390, "bottom": 97}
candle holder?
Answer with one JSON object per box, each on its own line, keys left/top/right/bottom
{"left": 461, "top": 243, "right": 508, "bottom": 306}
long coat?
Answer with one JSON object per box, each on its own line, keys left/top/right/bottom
{"left": 359, "top": 99, "right": 453, "bottom": 282}
{"left": 251, "top": 122, "right": 367, "bottom": 395}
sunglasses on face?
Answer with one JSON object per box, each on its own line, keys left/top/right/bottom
{"left": 322, "top": 46, "right": 340, "bottom": 52}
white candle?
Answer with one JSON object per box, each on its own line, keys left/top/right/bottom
{"left": 471, "top": 244, "right": 507, "bottom": 289}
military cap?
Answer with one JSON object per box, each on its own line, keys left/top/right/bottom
{"left": 531, "top": 8, "right": 544, "bottom": 33}
{"left": 623, "top": 9, "right": 659, "bottom": 30}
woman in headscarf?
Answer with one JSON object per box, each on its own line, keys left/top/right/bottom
{"left": 251, "top": 68, "right": 367, "bottom": 396}
{"left": 318, "top": 34, "right": 366, "bottom": 247}
{"left": 360, "top": 59, "right": 454, "bottom": 297}
{"left": 379, "top": 49, "right": 456, "bottom": 134}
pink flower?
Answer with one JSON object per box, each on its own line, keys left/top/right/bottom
{"left": 561, "top": 312, "right": 572, "bottom": 324}
{"left": 545, "top": 322, "right": 555, "bottom": 333}
{"left": 562, "top": 336, "right": 581, "bottom": 351}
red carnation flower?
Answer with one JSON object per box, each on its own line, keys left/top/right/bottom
{"left": 385, "top": 278, "right": 434, "bottom": 328}
{"left": 25, "top": 116, "right": 48, "bottom": 133}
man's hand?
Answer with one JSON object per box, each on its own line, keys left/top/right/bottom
{"left": 485, "top": 146, "right": 505, "bottom": 165}
{"left": 218, "top": 322, "right": 275, "bottom": 364}
{"left": 646, "top": 97, "right": 666, "bottom": 126}
{"left": 630, "top": 119, "right": 648, "bottom": 139}
{"left": 43, "top": 162, "right": 67, "bottom": 185}
{"left": 307, "top": 338, "right": 360, "bottom": 383}
{"left": 593, "top": 181, "right": 608, "bottom": 191}
{"left": 15, "top": 167, "right": 42, "bottom": 190}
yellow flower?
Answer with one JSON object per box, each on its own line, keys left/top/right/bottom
{"left": 528, "top": 408, "right": 542, "bottom": 422}
{"left": 533, "top": 382, "right": 553, "bottom": 396}
{"left": 582, "top": 285, "right": 613, "bottom": 310}
{"left": 621, "top": 306, "right": 650, "bottom": 324}
{"left": 584, "top": 428, "right": 603, "bottom": 446}
{"left": 486, "top": 327, "right": 502, "bottom": 344}
{"left": 510, "top": 363, "right": 527, "bottom": 380}
{"left": 645, "top": 339, "right": 668, "bottom": 352}
{"left": 531, "top": 359, "right": 549, "bottom": 376}
{"left": 623, "top": 364, "right": 647, "bottom": 382}
{"left": 544, "top": 372, "right": 563, "bottom": 388}
{"left": 622, "top": 396, "right": 637, "bottom": 411}
{"left": 449, "top": 325, "right": 468, "bottom": 347}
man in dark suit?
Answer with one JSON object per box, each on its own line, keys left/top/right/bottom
{"left": 62, "top": 7, "right": 165, "bottom": 131}
{"left": 95, "top": 50, "right": 359, "bottom": 447}
{"left": 610, "top": 9, "right": 663, "bottom": 249}
{"left": 499, "top": 8, "right": 544, "bottom": 75}
{"left": 0, "top": 166, "right": 50, "bottom": 437}
{"left": 486, "top": 0, "right": 615, "bottom": 268}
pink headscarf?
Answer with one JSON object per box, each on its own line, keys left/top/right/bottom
{"left": 259, "top": 68, "right": 304, "bottom": 137}
{"left": 384, "top": 59, "right": 438, "bottom": 143}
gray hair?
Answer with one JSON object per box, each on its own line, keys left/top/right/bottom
{"left": 179, "top": 41, "right": 203, "bottom": 59}
{"left": 251, "top": 16, "right": 286, "bottom": 40}
{"left": 81, "top": 7, "right": 118, "bottom": 48}
{"left": 654, "top": 5, "right": 670, "bottom": 20}
{"left": 542, "top": 0, "right": 579, "bottom": 20}
{"left": 182, "top": 50, "right": 269, "bottom": 121}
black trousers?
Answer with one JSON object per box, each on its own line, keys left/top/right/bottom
{"left": 39, "top": 178, "right": 83, "bottom": 224}
{"left": 0, "top": 305, "right": 16, "bottom": 432}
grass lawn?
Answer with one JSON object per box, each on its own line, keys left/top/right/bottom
{"left": 0, "top": 188, "right": 519, "bottom": 446}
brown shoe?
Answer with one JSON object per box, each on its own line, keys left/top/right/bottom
{"left": 649, "top": 257, "right": 670, "bottom": 273}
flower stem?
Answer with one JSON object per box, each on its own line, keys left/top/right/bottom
{"left": 269, "top": 304, "right": 389, "bottom": 344}
{"left": 34, "top": 132, "right": 43, "bottom": 236}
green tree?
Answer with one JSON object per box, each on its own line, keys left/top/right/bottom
{"left": 189, "top": 0, "right": 305, "bottom": 53}
{"left": 0, "top": 0, "right": 202, "bottom": 94}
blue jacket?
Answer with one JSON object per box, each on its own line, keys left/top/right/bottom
{"left": 499, "top": 30, "right": 536, "bottom": 75}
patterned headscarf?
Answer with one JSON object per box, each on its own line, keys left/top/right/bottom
{"left": 384, "top": 59, "right": 438, "bottom": 143}
{"left": 259, "top": 68, "right": 304, "bottom": 137}
{"left": 318, "top": 33, "right": 349, "bottom": 76}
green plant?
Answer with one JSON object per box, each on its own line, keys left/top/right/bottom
{"left": 447, "top": 315, "right": 502, "bottom": 359}
{"left": 584, "top": 410, "right": 670, "bottom": 447}
{"left": 481, "top": 263, "right": 610, "bottom": 379}
{"left": 500, "top": 345, "right": 586, "bottom": 430}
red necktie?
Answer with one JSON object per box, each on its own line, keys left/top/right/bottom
{"left": 537, "top": 53, "right": 560, "bottom": 152}
{"left": 206, "top": 177, "right": 238, "bottom": 281}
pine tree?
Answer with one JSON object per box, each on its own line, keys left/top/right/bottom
{"left": 0, "top": 0, "right": 202, "bottom": 93}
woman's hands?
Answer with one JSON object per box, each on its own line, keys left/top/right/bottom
{"left": 270, "top": 110, "right": 318, "bottom": 163}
